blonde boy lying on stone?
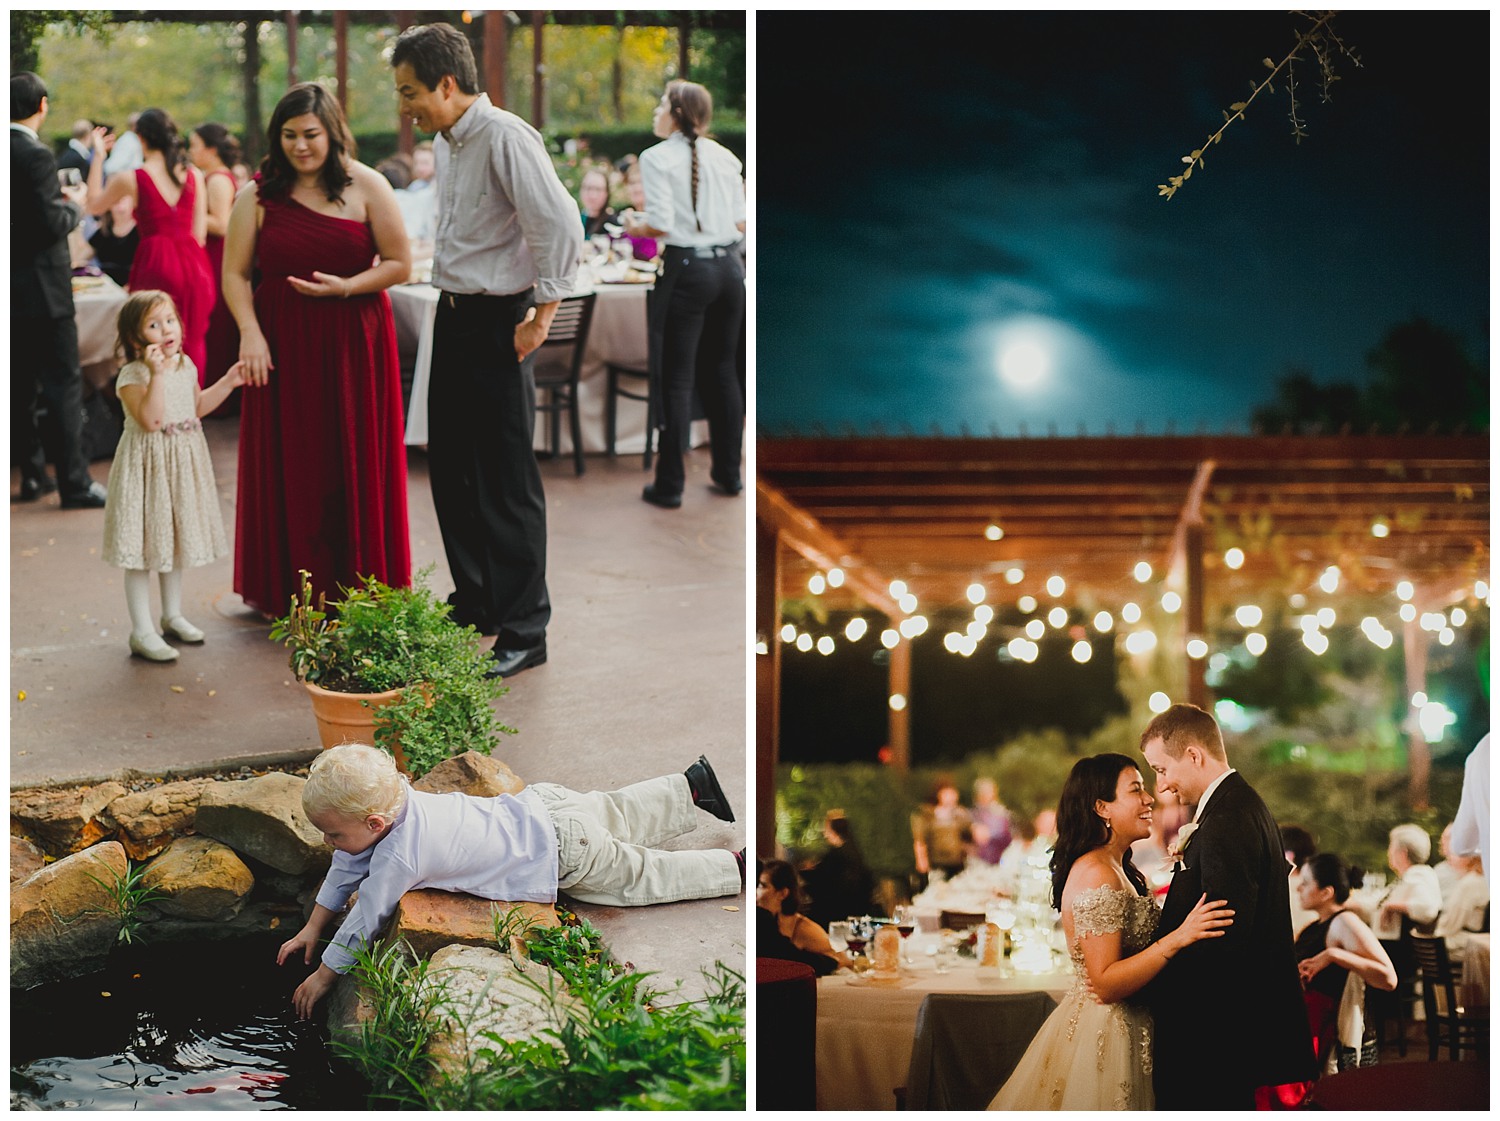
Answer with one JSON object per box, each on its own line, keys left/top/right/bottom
{"left": 277, "top": 743, "right": 742, "bottom": 1018}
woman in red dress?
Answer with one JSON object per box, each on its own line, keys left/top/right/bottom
{"left": 189, "top": 122, "right": 242, "bottom": 397}
{"left": 223, "top": 83, "right": 412, "bottom": 617}
{"left": 85, "top": 108, "right": 214, "bottom": 377}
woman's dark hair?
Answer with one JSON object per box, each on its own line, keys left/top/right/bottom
{"left": 136, "top": 108, "right": 185, "bottom": 187}
{"left": 664, "top": 79, "right": 713, "bottom": 233}
{"left": 1280, "top": 824, "right": 1317, "bottom": 868}
{"left": 193, "top": 122, "right": 241, "bottom": 169}
{"left": 1304, "top": 852, "right": 1353, "bottom": 904}
{"left": 391, "top": 21, "right": 478, "bottom": 95}
{"left": 760, "top": 858, "right": 804, "bottom": 916}
{"left": 826, "top": 815, "right": 854, "bottom": 845}
{"left": 259, "top": 83, "right": 355, "bottom": 203}
{"left": 1049, "top": 753, "right": 1148, "bottom": 910}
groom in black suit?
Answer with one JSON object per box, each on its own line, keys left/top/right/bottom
{"left": 10, "top": 71, "right": 107, "bottom": 507}
{"left": 1141, "top": 704, "right": 1314, "bottom": 1109}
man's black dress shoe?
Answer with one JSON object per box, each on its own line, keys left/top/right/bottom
{"left": 709, "top": 474, "right": 743, "bottom": 497}
{"left": 60, "top": 481, "right": 108, "bottom": 509}
{"left": 685, "top": 754, "right": 735, "bottom": 822}
{"left": 642, "top": 484, "right": 682, "bottom": 509}
{"left": 485, "top": 642, "right": 547, "bottom": 679}
{"left": 18, "top": 475, "right": 57, "bottom": 502}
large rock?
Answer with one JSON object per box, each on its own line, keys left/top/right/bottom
{"left": 11, "top": 833, "right": 47, "bottom": 883}
{"left": 139, "top": 836, "right": 255, "bottom": 921}
{"left": 11, "top": 782, "right": 128, "bottom": 857}
{"left": 103, "top": 778, "right": 216, "bottom": 860}
{"left": 195, "top": 773, "right": 331, "bottom": 875}
{"left": 426, "top": 944, "right": 569, "bottom": 1074}
{"left": 11, "top": 841, "right": 127, "bottom": 988}
{"left": 412, "top": 752, "right": 526, "bottom": 798}
{"left": 391, "top": 889, "right": 557, "bottom": 961}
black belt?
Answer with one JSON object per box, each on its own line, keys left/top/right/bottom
{"left": 439, "top": 289, "right": 530, "bottom": 308}
{"left": 670, "top": 244, "right": 737, "bottom": 259}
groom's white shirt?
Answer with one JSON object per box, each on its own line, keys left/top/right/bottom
{"left": 1191, "top": 768, "right": 1237, "bottom": 822}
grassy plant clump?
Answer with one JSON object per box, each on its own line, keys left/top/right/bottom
{"left": 83, "top": 860, "right": 165, "bottom": 945}
{"left": 332, "top": 940, "right": 449, "bottom": 1108}
{"left": 336, "top": 911, "right": 746, "bottom": 1110}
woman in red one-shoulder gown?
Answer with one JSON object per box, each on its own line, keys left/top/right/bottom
{"left": 85, "top": 108, "right": 214, "bottom": 377}
{"left": 222, "top": 83, "right": 412, "bottom": 617}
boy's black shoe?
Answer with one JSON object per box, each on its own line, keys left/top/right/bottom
{"left": 685, "top": 754, "right": 735, "bottom": 822}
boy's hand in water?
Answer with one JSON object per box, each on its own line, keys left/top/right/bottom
{"left": 277, "top": 925, "right": 318, "bottom": 966}
{"left": 291, "top": 964, "right": 338, "bottom": 1020}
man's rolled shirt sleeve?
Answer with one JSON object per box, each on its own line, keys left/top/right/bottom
{"left": 492, "top": 129, "right": 580, "bottom": 304}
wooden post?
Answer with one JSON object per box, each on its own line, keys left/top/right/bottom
{"left": 483, "top": 10, "right": 507, "bottom": 108}
{"left": 334, "top": 11, "right": 348, "bottom": 112}
{"left": 612, "top": 25, "right": 625, "bottom": 123}
{"left": 756, "top": 521, "right": 782, "bottom": 859}
{"left": 396, "top": 11, "right": 413, "bottom": 154}
{"left": 1403, "top": 616, "right": 1432, "bottom": 810}
{"left": 678, "top": 15, "right": 690, "bottom": 78}
{"left": 531, "top": 11, "right": 545, "bottom": 129}
{"left": 888, "top": 635, "right": 911, "bottom": 773}
{"left": 1186, "top": 522, "right": 1206, "bottom": 709}
{"left": 242, "top": 20, "right": 262, "bottom": 166}
{"left": 285, "top": 10, "right": 298, "bottom": 87}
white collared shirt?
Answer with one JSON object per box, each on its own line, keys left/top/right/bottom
{"left": 431, "top": 94, "right": 580, "bottom": 303}
{"left": 639, "top": 130, "right": 745, "bottom": 248}
{"left": 314, "top": 786, "right": 559, "bottom": 973}
{"left": 10, "top": 122, "right": 39, "bottom": 140}
{"left": 1192, "top": 767, "right": 1237, "bottom": 822}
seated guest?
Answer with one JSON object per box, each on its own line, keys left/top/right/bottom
{"left": 1434, "top": 823, "right": 1465, "bottom": 901}
{"left": 1282, "top": 823, "right": 1319, "bottom": 938}
{"left": 995, "top": 811, "right": 1044, "bottom": 896}
{"left": 1267, "top": 853, "right": 1397, "bottom": 1106}
{"left": 87, "top": 194, "right": 138, "bottom": 286}
{"left": 1433, "top": 849, "right": 1488, "bottom": 952}
{"left": 579, "top": 165, "right": 616, "bottom": 239}
{"left": 1376, "top": 823, "right": 1442, "bottom": 938}
{"left": 756, "top": 896, "right": 837, "bottom": 977}
{"left": 407, "top": 139, "right": 435, "bottom": 191}
{"left": 801, "top": 812, "right": 878, "bottom": 928}
{"left": 619, "top": 156, "right": 659, "bottom": 261}
{"left": 757, "top": 858, "right": 844, "bottom": 971}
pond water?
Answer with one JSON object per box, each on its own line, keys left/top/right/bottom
{"left": 11, "top": 933, "right": 368, "bottom": 1110}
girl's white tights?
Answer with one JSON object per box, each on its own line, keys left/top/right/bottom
{"left": 124, "top": 568, "right": 186, "bottom": 638}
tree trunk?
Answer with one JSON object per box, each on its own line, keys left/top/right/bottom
{"left": 242, "top": 21, "right": 262, "bottom": 167}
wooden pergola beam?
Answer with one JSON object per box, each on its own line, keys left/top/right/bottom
{"left": 756, "top": 478, "right": 901, "bottom": 618}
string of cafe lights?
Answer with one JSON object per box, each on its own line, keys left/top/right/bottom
{"left": 761, "top": 523, "right": 1489, "bottom": 729}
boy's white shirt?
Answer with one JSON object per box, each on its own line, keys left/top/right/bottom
{"left": 315, "top": 786, "right": 558, "bottom": 973}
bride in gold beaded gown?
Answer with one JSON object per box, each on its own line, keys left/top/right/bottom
{"left": 988, "top": 754, "right": 1233, "bottom": 1110}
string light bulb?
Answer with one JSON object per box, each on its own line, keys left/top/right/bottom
{"left": 827, "top": 567, "right": 845, "bottom": 588}
{"left": 1134, "top": 561, "right": 1153, "bottom": 583}
{"left": 816, "top": 636, "right": 835, "bottom": 656}
{"left": 985, "top": 524, "right": 1004, "bottom": 541}
{"left": 967, "top": 582, "right": 986, "bottom": 604}
{"left": 1245, "top": 632, "right": 1268, "bottom": 656}
{"left": 808, "top": 573, "right": 826, "bottom": 595}
{"left": 1005, "top": 567, "right": 1025, "bottom": 584}
{"left": 1224, "top": 548, "right": 1245, "bottom": 570}
{"left": 1046, "top": 575, "right": 1066, "bottom": 597}
{"left": 845, "top": 617, "right": 868, "bottom": 641}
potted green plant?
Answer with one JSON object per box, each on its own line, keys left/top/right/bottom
{"left": 271, "top": 568, "right": 513, "bottom": 778}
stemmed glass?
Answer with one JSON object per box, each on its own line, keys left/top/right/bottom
{"left": 892, "top": 905, "right": 916, "bottom": 965}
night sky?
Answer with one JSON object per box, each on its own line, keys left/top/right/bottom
{"left": 756, "top": 11, "right": 1488, "bottom": 436}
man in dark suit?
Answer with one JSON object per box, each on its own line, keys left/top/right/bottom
{"left": 10, "top": 72, "right": 106, "bottom": 507}
{"left": 54, "top": 118, "right": 93, "bottom": 176}
{"left": 1141, "top": 703, "right": 1315, "bottom": 1109}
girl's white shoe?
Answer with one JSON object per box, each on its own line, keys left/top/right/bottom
{"left": 160, "top": 616, "right": 205, "bottom": 643}
{"left": 129, "top": 632, "right": 180, "bottom": 662}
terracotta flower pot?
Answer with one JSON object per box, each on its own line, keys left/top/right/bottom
{"left": 302, "top": 680, "right": 409, "bottom": 773}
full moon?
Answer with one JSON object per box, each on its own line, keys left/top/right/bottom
{"left": 999, "top": 339, "right": 1049, "bottom": 388}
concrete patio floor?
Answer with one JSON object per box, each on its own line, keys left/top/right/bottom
{"left": 10, "top": 415, "right": 749, "bottom": 1003}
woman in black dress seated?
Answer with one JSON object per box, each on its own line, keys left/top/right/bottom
{"left": 1268, "top": 853, "right": 1398, "bottom": 1105}
{"left": 802, "top": 812, "right": 879, "bottom": 928}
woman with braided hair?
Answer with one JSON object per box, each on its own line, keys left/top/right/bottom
{"left": 624, "top": 80, "right": 746, "bottom": 509}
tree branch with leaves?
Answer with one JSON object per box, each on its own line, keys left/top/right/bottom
{"left": 1158, "top": 11, "right": 1361, "bottom": 200}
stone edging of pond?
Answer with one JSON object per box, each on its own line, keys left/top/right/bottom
{"left": 11, "top": 749, "right": 563, "bottom": 1065}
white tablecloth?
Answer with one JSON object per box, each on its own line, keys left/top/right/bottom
{"left": 816, "top": 940, "right": 1071, "bottom": 1111}
{"left": 389, "top": 279, "right": 654, "bottom": 452}
{"left": 72, "top": 277, "right": 130, "bottom": 388}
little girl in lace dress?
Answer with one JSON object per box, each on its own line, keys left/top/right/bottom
{"left": 988, "top": 754, "right": 1232, "bottom": 1110}
{"left": 102, "top": 291, "right": 244, "bottom": 662}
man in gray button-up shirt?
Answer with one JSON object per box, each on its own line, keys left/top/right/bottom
{"left": 392, "top": 22, "right": 580, "bottom": 678}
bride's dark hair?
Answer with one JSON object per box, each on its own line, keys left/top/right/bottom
{"left": 1049, "top": 753, "right": 1149, "bottom": 910}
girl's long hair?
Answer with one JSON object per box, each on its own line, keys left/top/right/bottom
{"left": 664, "top": 79, "right": 713, "bottom": 233}
{"left": 116, "top": 289, "right": 178, "bottom": 363}
{"left": 1049, "top": 753, "right": 1149, "bottom": 910}
{"left": 135, "top": 108, "right": 185, "bottom": 188}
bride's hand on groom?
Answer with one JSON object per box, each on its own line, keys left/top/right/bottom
{"left": 1172, "top": 892, "right": 1234, "bottom": 951}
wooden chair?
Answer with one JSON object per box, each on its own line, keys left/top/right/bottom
{"left": 1410, "top": 933, "right": 1487, "bottom": 1060}
{"left": 1371, "top": 917, "right": 1424, "bottom": 1055}
{"left": 938, "top": 909, "right": 987, "bottom": 932}
{"left": 896, "top": 990, "right": 1057, "bottom": 1109}
{"left": 531, "top": 292, "right": 596, "bottom": 475}
{"left": 605, "top": 361, "right": 656, "bottom": 469}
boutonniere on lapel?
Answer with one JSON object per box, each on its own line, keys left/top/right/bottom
{"left": 1167, "top": 823, "right": 1199, "bottom": 869}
